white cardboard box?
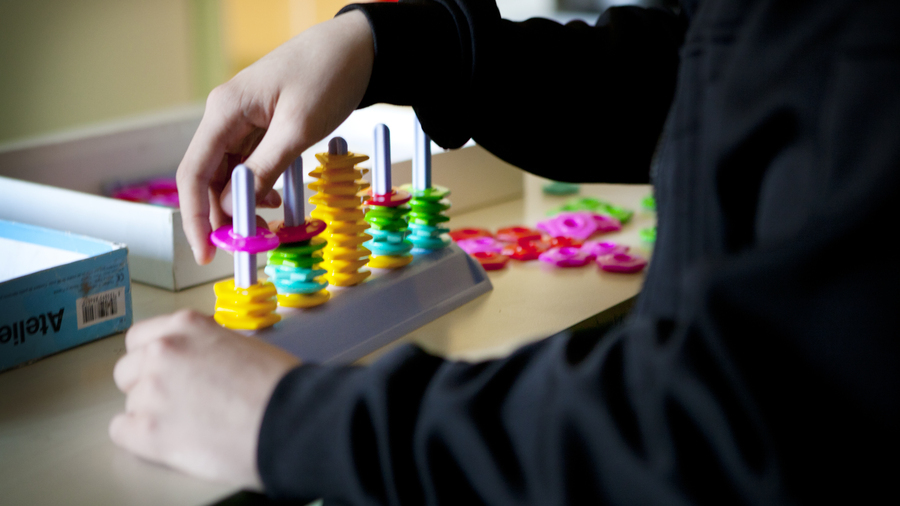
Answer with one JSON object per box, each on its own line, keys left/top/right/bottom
{"left": 0, "top": 105, "right": 523, "bottom": 290}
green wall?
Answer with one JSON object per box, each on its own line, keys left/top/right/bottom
{"left": 0, "top": 0, "right": 225, "bottom": 144}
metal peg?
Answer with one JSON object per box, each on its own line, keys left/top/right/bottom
{"left": 232, "top": 164, "right": 257, "bottom": 288}
{"left": 373, "top": 124, "right": 391, "bottom": 195}
{"left": 283, "top": 157, "right": 304, "bottom": 228}
{"left": 328, "top": 136, "right": 348, "bottom": 155}
{"left": 413, "top": 116, "right": 431, "bottom": 191}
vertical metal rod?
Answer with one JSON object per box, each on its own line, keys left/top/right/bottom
{"left": 413, "top": 116, "right": 431, "bottom": 191}
{"left": 328, "top": 136, "right": 348, "bottom": 155}
{"left": 373, "top": 124, "right": 391, "bottom": 195}
{"left": 283, "top": 157, "right": 304, "bottom": 228}
{"left": 232, "top": 164, "right": 257, "bottom": 287}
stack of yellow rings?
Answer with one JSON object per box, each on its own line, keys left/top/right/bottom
{"left": 213, "top": 281, "right": 280, "bottom": 330}
{"left": 307, "top": 138, "right": 373, "bottom": 287}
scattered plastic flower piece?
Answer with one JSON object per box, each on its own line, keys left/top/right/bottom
{"left": 639, "top": 226, "right": 657, "bottom": 244}
{"left": 449, "top": 228, "right": 493, "bottom": 242}
{"left": 457, "top": 236, "right": 506, "bottom": 255}
{"left": 496, "top": 226, "right": 542, "bottom": 244}
{"left": 596, "top": 252, "right": 648, "bottom": 273}
{"left": 590, "top": 214, "right": 622, "bottom": 234}
{"left": 502, "top": 239, "right": 549, "bottom": 260}
{"left": 548, "top": 197, "right": 633, "bottom": 224}
{"left": 111, "top": 177, "right": 180, "bottom": 207}
{"left": 472, "top": 251, "right": 509, "bottom": 271}
{"left": 582, "top": 240, "right": 629, "bottom": 259}
{"left": 539, "top": 246, "right": 593, "bottom": 267}
{"left": 537, "top": 211, "right": 621, "bottom": 241}
{"left": 542, "top": 181, "right": 580, "bottom": 195}
{"left": 547, "top": 236, "right": 583, "bottom": 249}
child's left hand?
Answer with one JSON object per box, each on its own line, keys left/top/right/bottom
{"left": 109, "top": 310, "right": 300, "bottom": 488}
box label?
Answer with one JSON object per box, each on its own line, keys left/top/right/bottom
{"left": 76, "top": 287, "right": 126, "bottom": 330}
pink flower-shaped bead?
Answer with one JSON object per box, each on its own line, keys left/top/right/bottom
{"left": 591, "top": 214, "right": 622, "bottom": 233}
{"left": 582, "top": 240, "right": 629, "bottom": 259}
{"left": 457, "top": 237, "right": 506, "bottom": 255}
{"left": 536, "top": 211, "right": 598, "bottom": 241}
{"left": 595, "top": 252, "right": 648, "bottom": 273}
{"left": 538, "top": 246, "right": 593, "bottom": 267}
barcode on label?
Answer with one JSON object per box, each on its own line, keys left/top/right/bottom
{"left": 76, "top": 287, "right": 126, "bottom": 329}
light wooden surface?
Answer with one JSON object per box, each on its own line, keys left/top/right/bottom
{"left": 0, "top": 177, "right": 654, "bottom": 506}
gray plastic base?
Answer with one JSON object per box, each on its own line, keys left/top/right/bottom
{"left": 258, "top": 243, "right": 492, "bottom": 364}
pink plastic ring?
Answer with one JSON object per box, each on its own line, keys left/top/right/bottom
{"left": 538, "top": 246, "right": 593, "bottom": 267}
{"left": 538, "top": 212, "right": 594, "bottom": 240}
{"left": 457, "top": 237, "right": 505, "bottom": 254}
{"left": 210, "top": 226, "right": 280, "bottom": 253}
{"left": 583, "top": 240, "right": 629, "bottom": 259}
{"left": 274, "top": 219, "right": 327, "bottom": 244}
{"left": 366, "top": 189, "right": 411, "bottom": 207}
{"left": 595, "top": 252, "right": 648, "bottom": 273}
{"left": 591, "top": 214, "right": 622, "bottom": 233}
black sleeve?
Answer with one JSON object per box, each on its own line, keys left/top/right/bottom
{"left": 258, "top": 226, "right": 899, "bottom": 505}
{"left": 338, "top": 1, "right": 686, "bottom": 184}
{"left": 257, "top": 323, "right": 784, "bottom": 505}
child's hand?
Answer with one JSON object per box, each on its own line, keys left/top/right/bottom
{"left": 109, "top": 310, "right": 301, "bottom": 488}
{"left": 177, "top": 11, "right": 374, "bottom": 265}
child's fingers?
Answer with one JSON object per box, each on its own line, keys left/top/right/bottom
{"left": 260, "top": 188, "right": 282, "bottom": 208}
{"left": 113, "top": 348, "right": 144, "bottom": 393}
{"left": 218, "top": 184, "right": 283, "bottom": 217}
{"left": 242, "top": 104, "right": 308, "bottom": 209}
{"left": 109, "top": 412, "right": 163, "bottom": 462}
{"left": 176, "top": 96, "right": 252, "bottom": 265}
{"left": 124, "top": 314, "right": 174, "bottom": 351}
{"left": 124, "top": 310, "right": 208, "bottom": 351}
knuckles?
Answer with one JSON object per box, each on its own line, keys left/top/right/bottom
{"left": 206, "top": 83, "right": 241, "bottom": 111}
{"left": 171, "top": 309, "right": 208, "bottom": 329}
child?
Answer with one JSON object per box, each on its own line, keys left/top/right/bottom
{"left": 111, "top": 1, "right": 899, "bottom": 503}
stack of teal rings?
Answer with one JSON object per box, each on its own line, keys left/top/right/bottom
{"left": 403, "top": 185, "right": 452, "bottom": 250}
{"left": 364, "top": 190, "right": 415, "bottom": 269}
{"left": 264, "top": 220, "right": 331, "bottom": 308}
